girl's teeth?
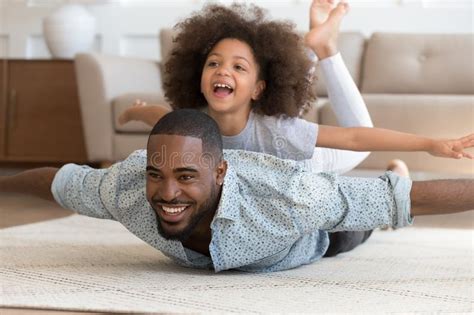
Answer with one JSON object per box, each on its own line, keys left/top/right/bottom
{"left": 214, "top": 83, "right": 231, "bottom": 89}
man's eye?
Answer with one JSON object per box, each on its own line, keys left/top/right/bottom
{"left": 179, "top": 175, "right": 194, "bottom": 181}
{"left": 147, "top": 172, "right": 161, "bottom": 179}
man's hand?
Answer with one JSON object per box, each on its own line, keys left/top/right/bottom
{"left": 304, "top": 0, "right": 349, "bottom": 59}
{"left": 0, "top": 167, "right": 58, "bottom": 201}
{"left": 428, "top": 134, "right": 474, "bottom": 159}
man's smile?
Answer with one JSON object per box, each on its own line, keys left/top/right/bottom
{"left": 162, "top": 205, "right": 187, "bottom": 214}
{"left": 157, "top": 203, "right": 193, "bottom": 223}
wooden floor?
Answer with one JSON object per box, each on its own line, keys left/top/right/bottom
{"left": 1, "top": 310, "right": 108, "bottom": 315}
{"left": 0, "top": 193, "right": 72, "bottom": 229}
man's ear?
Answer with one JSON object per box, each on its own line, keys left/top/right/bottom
{"left": 215, "top": 160, "right": 228, "bottom": 186}
{"left": 251, "top": 80, "right": 266, "bottom": 101}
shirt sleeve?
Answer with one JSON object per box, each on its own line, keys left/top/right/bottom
{"left": 303, "top": 53, "right": 372, "bottom": 173}
{"left": 319, "top": 53, "right": 373, "bottom": 128}
{"left": 304, "top": 147, "right": 371, "bottom": 174}
{"left": 51, "top": 150, "right": 147, "bottom": 220}
{"left": 51, "top": 163, "right": 115, "bottom": 219}
{"left": 257, "top": 114, "right": 318, "bottom": 160}
{"left": 289, "top": 171, "right": 413, "bottom": 232}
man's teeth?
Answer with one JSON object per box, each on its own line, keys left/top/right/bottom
{"left": 162, "top": 206, "right": 187, "bottom": 214}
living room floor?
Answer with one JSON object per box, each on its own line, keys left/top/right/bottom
{"left": 0, "top": 166, "right": 472, "bottom": 314}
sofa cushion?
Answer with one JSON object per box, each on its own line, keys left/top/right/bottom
{"left": 113, "top": 93, "right": 171, "bottom": 133}
{"left": 114, "top": 133, "right": 149, "bottom": 161}
{"left": 362, "top": 33, "right": 474, "bottom": 94}
{"left": 319, "top": 94, "right": 474, "bottom": 174}
{"left": 315, "top": 32, "right": 366, "bottom": 97}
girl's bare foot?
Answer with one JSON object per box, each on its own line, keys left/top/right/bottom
{"left": 380, "top": 159, "right": 410, "bottom": 231}
{"left": 305, "top": 0, "right": 349, "bottom": 59}
{"left": 386, "top": 159, "right": 410, "bottom": 178}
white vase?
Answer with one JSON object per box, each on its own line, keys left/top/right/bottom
{"left": 43, "top": 4, "right": 96, "bottom": 59}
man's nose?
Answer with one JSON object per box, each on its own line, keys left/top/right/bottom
{"left": 159, "top": 179, "right": 181, "bottom": 201}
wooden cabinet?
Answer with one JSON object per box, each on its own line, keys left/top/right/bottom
{"left": 0, "top": 60, "right": 5, "bottom": 158}
{"left": 0, "top": 60, "right": 87, "bottom": 163}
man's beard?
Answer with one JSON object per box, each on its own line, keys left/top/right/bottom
{"left": 156, "top": 185, "right": 220, "bottom": 242}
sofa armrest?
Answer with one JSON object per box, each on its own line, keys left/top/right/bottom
{"left": 74, "top": 53, "right": 163, "bottom": 162}
{"left": 319, "top": 94, "right": 474, "bottom": 175}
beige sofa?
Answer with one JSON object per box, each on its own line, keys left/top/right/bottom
{"left": 74, "top": 31, "right": 474, "bottom": 175}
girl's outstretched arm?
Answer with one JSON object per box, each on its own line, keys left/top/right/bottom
{"left": 316, "top": 125, "right": 474, "bottom": 159}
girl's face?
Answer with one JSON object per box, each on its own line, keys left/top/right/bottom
{"left": 200, "top": 38, "right": 266, "bottom": 116}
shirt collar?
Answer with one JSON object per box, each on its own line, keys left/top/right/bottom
{"left": 212, "top": 164, "right": 240, "bottom": 222}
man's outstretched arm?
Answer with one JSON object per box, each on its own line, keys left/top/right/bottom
{"left": 292, "top": 171, "right": 473, "bottom": 233}
{"left": 410, "top": 179, "right": 474, "bottom": 216}
{"left": 0, "top": 167, "right": 58, "bottom": 202}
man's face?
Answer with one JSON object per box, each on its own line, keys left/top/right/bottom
{"left": 146, "top": 134, "right": 225, "bottom": 242}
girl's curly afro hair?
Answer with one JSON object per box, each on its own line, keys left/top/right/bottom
{"left": 164, "top": 3, "right": 316, "bottom": 117}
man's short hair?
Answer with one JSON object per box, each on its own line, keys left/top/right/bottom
{"left": 149, "top": 109, "right": 223, "bottom": 163}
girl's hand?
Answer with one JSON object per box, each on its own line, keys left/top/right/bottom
{"left": 429, "top": 134, "right": 474, "bottom": 159}
{"left": 118, "top": 99, "right": 148, "bottom": 125}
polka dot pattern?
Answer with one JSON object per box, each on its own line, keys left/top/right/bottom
{"left": 52, "top": 149, "right": 413, "bottom": 273}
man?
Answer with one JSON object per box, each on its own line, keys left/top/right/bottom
{"left": 1, "top": 110, "right": 473, "bottom": 272}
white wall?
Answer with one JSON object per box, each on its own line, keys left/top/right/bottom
{"left": 0, "top": 0, "right": 472, "bottom": 60}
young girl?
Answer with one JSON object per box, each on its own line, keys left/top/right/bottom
{"left": 120, "top": 0, "right": 473, "bottom": 171}
{"left": 120, "top": 0, "right": 472, "bottom": 257}
{"left": 122, "top": 1, "right": 372, "bottom": 174}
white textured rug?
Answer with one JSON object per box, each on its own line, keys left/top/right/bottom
{"left": 1, "top": 215, "right": 473, "bottom": 314}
